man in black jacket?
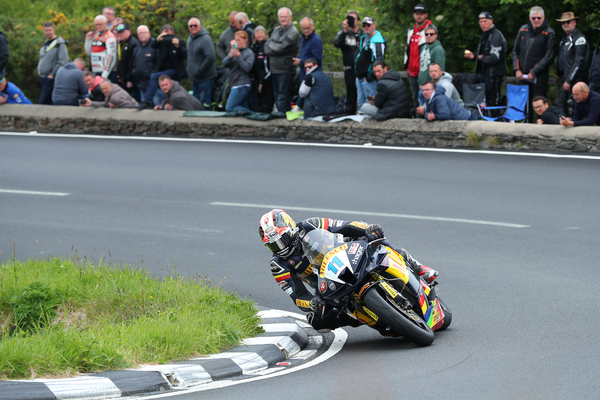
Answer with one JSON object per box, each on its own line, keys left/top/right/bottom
{"left": 465, "top": 11, "right": 507, "bottom": 112}
{"left": 533, "top": 95, "right": 564, "bottom": 124}
{"left": 0, "top": 31, "right": 8, "bottom": 77}
{"left": 132, "top": 25, "right": 157, "bottom": 104}
{"left": 333, "top": 11, "right": 363, "bottom": 114}
{"left": 555, "top": 12, "right": 588, "bottom": 117}
{"left": 512, "top": 6, "right": 555, "bottom": 121}
{"left": 116, "top": 24, "right": 140, "bottom": 101}
{"left": 137, "top": 25, "right": 187, "bottom": 109}
{"left": 360, "top": 61, "right": 410, "bottom": 121}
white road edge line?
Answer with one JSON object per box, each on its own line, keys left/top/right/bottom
{"left": 132, "top": 328, "right": 349, "bottom": 399}
{"left": 2, "top": 131, "right": 600, "bottom": 160}
{"left": 211, "top": 202, "right": 530, "bottom": 228}
{"left": 0, "top": 189, "right": 70, "bottom": 196}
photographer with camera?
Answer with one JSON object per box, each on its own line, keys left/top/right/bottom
{"left": 137, "top": 25, "right": 187, "bottom": 110}
{"left": 333, "top": 11, "right": 363, "bottom": 114}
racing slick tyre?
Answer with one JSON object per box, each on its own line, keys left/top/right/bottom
{"left": 363, "top": 287, "right": 434, "bottom": 346}
{"left": 437, "top": 297, "right": 452, "bottom": 331}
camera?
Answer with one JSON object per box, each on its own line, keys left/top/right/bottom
{"left": 232, "top": 43, "right": 238, "bottom": 49}
{"left": 78, "top": 99, "right": 85, "bottom": 105}
{"left": 347, "top": 15, "right": 355, "bottom": 28}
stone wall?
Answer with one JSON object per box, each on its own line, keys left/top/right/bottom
{"left": 1, "top": 105, "right": 599, "bottom": 153}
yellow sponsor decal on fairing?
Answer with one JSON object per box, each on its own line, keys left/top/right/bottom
{"left": 381, "top": 282, "right": 398, "bottom": 298}
{"left": 319, "top": 243, "right": 348, "bottom": 277}
{"left": 363, "top": 306, "right": 379, "bottom": 322}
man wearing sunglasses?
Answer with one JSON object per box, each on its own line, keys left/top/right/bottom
{"left": 417, "top": 25, "right": 445, "bottom": 86}
{"left": 464, "top": 11, "right": 507, "bottom": 116}
{"left": 512, "top": 6, "right": 556, "bottom": 122}
{"left": 555, "top": 12, "right": 588, "bottom": 117}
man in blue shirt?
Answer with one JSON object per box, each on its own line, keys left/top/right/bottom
{"left": 293, "top": 17, "right": 323, "bottom": 81}
{"left": 0, "top": 75, "right": 32, "bottom": 105}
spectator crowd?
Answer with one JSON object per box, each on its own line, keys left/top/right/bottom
{"left": 1, "top": 4, "right": 599, "bottom": 126}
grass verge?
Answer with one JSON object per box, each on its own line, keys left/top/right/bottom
{"left": 0, "top": 257, "right": 262, "bottom": 379}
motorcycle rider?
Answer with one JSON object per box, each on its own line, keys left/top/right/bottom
{"left": 259, "top": 209, "right": 438, "bottom": 331}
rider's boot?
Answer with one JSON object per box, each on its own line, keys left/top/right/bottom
{"left": 415, "top": 265, "right": 438, "bottom": 283}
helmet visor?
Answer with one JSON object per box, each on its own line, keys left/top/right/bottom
{"left": 265, "top": 232, "right": 293, "bottom": 255}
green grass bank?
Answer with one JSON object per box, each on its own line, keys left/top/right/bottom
{"left": 0, "top": 257, "right": 262, "bottom": 380}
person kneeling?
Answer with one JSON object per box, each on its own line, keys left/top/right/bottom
{"left": 154, "top": 75, "right": 202, "bottom": 111}
{"left": 80, "top": 80, "right": 138, "bottom": 108}
{"left": 298, "top": 58, "right": 337, "bottom": 118}
{"left": 360, "top": 61, "right": 410, "bottom": 120}
{"left": 421, "top": 81, "right": 477, "bottom": 121}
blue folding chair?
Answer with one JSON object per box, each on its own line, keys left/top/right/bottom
{"left": 477, "top": 84, "right": 529, "bottom": 122}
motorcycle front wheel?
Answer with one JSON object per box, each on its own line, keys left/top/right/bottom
{"left": 363, "top": 287, "right": 435, "bottom": 346}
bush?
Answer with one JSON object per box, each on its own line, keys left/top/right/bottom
{"left": 10, "top": 282, "right": 60, "bottom": 334}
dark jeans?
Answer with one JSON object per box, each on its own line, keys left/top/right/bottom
{"left": 192, "top": 79, "right": 214, "bottom": 108}
{"left": 343, "top": 66, "right": 357, "bottom": 114}
{"left": 555, "top": 77, "right": 573, "bottom": 118}
{"left": 481, "top": 75, "right": 503, "bottom": 117}
{"left": 39, "top": 77, "right": 54, "bottom": 105}
{"left": 143, "top": 69, "right": 177, "bottom": 105}
{"left": 272, "top": 73, "right": 294, "bottom": 112}
{"left": 407, "top": 74, "right": 419, "bottom": 107}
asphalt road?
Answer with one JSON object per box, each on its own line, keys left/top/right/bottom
{"left": 1, "top": 133, "right": 600, "bottom": 399}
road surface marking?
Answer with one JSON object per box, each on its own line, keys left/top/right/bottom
{"left": 0, "top": 189, "right": 70, "bottom": 196}
{"left": 211, "top": 202, "right": 529, "bottom": 228}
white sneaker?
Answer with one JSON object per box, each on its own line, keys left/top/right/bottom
{"left": 292, "top": 105, "right": 302, "bottom": 113}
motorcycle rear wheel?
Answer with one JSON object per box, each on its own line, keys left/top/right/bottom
{"left": 363, "top": 287, "right": 435, "bottom": 346}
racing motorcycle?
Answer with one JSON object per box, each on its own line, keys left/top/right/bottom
{"left": 302, "top": 229, "right": 451, "bottom": 346}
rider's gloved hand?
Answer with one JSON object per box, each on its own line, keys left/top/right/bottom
{"left": 309, "top": 296, "right": 326, "bottom": 314}
{"left": 365, "top": 224, "right": 385, "bottom": 242}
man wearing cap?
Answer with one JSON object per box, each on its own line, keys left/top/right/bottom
{"left": 354, "top": 16, "right": 386, "bottom": 110}
{"left": 417, "top": 24, "right": 445, "bottom": 86}
{"left": 464, "top": 11, "right": 507, "bottom": 113}
{"left": 37, "top": 21, "right": 68, "bottom": 105}
{"left": 0, "top": 75, "right": 32, "bottom": 105}
{"left": 85, "top": 15, "right": 118, "bottom": 83}
{"left": 559, "top": 82, "right": 600, "bottom": 127}
{"left": 405, "top": 4, "right": 432, "bottom": 106}
{"left": 556, "top": 12, "right": 588, "bottom": 117}
{"left": 512, "top": 6, "right": 556, "bottom": 122}
{"left": 334, "top": 11, "right": 363, "bottom": 114}
{"left": 116, "top": 24, "right": 140, "bottom": 101}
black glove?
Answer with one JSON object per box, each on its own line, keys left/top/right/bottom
{"left": 365, "top": 223, "right": 385, "bottom": 242}
{"left": 309, "top": 296, "right": 326, "bottom": 314}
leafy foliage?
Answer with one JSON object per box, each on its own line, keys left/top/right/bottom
{"left": 10, "top": 282, "right": 60, "bottom": 334}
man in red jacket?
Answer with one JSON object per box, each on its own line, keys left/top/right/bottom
{"left": 404, "top": 4, "right": 431, "bottom": 107}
